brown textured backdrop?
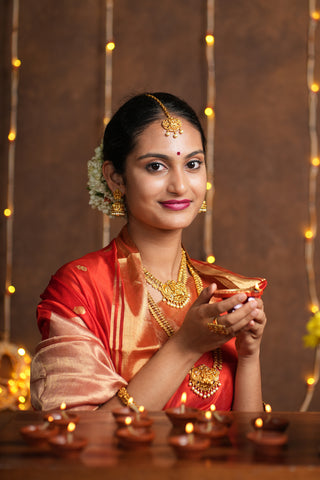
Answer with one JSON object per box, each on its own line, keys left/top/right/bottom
{"left": 0, "top": 0, "right": 319, "bottom": 410}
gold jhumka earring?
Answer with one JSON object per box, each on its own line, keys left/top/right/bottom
{"left": 111, "top": 189, "right": 126, "bottom": 217}
{"left": 146, "top": 94, "right": 183, "bottom": 138}
{"left": 199, "top": 200, "right": 207, "bottom": 213}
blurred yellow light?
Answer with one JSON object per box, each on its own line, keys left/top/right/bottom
{"left": 206, "top": 182, "right": 212, "bottom": 190}
{"left": 18, "top": 396, "right": 26, "bottom": 403}
{"left": 207, "top": 255, "right": 216, "bottom": 264}
{"left": 204, "top": 107, "right": 214, "bottom": 117}
{"left": 18, "top": 403, "right": 27, "bottom": 411}
{"left": 4, "top": 208, "right": 12, "bottom": 217}
{"left": 7, "top": 285, "right": 16, "bottom": 294}
{"left": 311, "top": 11, "right": 320, "bottom": 20}
{"left": 185, "top": 422, "right": 194, "bottom": 434}
{"left": 307, "top": 377, "right": 315, "bottom": 386}
{"left": 103, "top": 116, "right": 110, "bottom": 126}
{"left": 265, "top": 403, "right": 272, "bottom": 413}
{"left": 311, "top": 305, "right": 319, "bottom": 314}
{"left": 12, "top": 58, "right": 21, "bottom": 67}
{"left": 18, "top": 347, "right": 26, "bottom": 356}
{"left": 311, "top": 157, "right": 320, "bottom": 166}
{"left": 205, "top": 34, "right": 215, "bottom": 45}
{"left": 311, "top": 83, "right": 319, "bottom": 92}
{"left": 8, "top": 131, "right": 16, "bottom": 141}
{"left": 305, "top": 230, "right": 314, "bottom": 239}
{"left": 106, "top": 41, "right": 115, "bottom": 51}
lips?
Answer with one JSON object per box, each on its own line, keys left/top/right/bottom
{"left": 160, "top": 199, "right": 191, "bottom": 211}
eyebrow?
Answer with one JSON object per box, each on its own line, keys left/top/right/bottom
{"left": 137, "top": 150, "right": 205, "bottom": 161}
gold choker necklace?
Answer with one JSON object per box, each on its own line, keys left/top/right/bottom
{"left": 145, "top": 255, "right": 222, "bottom": 399}
{"left": 143, "top": 248, "right": 190, "bottom": 309}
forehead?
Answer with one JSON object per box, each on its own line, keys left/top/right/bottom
{"left": 132, "top": 119, "right": 203, "bottom": 155}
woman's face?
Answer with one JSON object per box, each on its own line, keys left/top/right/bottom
{"left": 122, "top": 118, "right": 207, "bottom": 233}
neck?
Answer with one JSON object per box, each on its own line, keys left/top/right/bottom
{"left": 127, "top": 222, "right": 183, "bottom": 281}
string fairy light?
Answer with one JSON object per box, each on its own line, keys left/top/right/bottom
{"left": 1, "top": 0, "right": 31, "bottom": 411}
{"left": 300, "top": 0, "right": 320, "bottom": 412}
{"left": 102, "top": 0, "right": 115, "bottom": 246}
{"left": 203, "top": 0, "right": 216, "bottom": 263}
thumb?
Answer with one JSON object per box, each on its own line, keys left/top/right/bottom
{"left": 193, "top": 283, "right": 217, "bottom": 306}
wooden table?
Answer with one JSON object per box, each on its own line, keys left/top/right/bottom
{"left": 0, "top": 410, "right": 319, "bottom": 480}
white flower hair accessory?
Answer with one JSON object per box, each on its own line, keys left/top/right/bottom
{"left": 87, "top": 143, "right": 113, "bottom": 216}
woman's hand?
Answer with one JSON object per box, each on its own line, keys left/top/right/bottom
{"left": 234, "top": 298, "right": 267, "bottom": 357}
{"left": 174, "top": 283, "right": 262, "bottom": 357}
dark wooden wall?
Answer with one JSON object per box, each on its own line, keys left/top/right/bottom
{"left": 0, "top": 0, "right": 319, "bottom": 410}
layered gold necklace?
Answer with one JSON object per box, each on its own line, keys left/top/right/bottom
{"left": 143, "top": 249, "right": 190, "bottom": 308}
{"left": 143, "top": 249, "right": 222, "bottom": 399}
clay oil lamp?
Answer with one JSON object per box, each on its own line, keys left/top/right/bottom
{"left": 247, "top": 417, "right": 288, "bottom": 455}
{"left": 251, "top": 404, "right": 289, "bottom": 433}
{"left": 194, "top": 409, "right": 229, "bottom": 442}
{"left": 112, "top": 399, "right": 152, "bottom": 428}
{"left": 20, "top": 414, "right": 59, "bottom": 447}
{"left": 115, "top": 416, "right": 155, "bottom": 449}
{"left": 165, "top": 392, "right": 199, "bottom": 429}
{"left": 48, "top": 421, "right": 88, "bottom": 458}
{"left": 169, "top": 422, "right": 210, "bottom": 460}
{"left": 45, "top": 402, "right": 80, "bottom": 431}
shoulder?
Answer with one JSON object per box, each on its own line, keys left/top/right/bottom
{"left": 43, "top": 239, "right": 118, "bottom": 295}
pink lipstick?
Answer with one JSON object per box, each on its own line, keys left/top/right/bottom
{"left": 160, "top": 200, "right": 191, "bottom": 211}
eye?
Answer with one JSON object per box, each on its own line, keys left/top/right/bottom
{"left": 186, "top": 159, "right": 202, "bottom": 170}
{"left": 146, "top": 162, "right": 166, "bottom": 172}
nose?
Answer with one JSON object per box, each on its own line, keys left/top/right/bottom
{"left": 167, "top": 166, "right": 188, "bottom": 196}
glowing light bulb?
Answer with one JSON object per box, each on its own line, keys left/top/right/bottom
{"left": 205, "top": 34, "right": 214, "bottom": 45}
{"left": 106, "top": 41, "right": 115, "bottom": 51}
{"left": 4, "top": 208, "right": 12, "bottom": 217}
{"left": 206, "top": 181, "right": 212, "bottom": 190}
{"left": 311, "top": 157, "right": 320, "bottom": 166}
{"left": 305, "top": 229, "right": 314, "bottom": 239}
{"left": 204, "top": 107, "right": 214, "bottom": 117}
{"left": 310, "top": 83, "right": 319, "bottom": 92}
{"left": 18, "top": 348, "right": 26, "bottom": 356}
{"left": 307, "top": 377, "right": 315, "bottom": 386}
{"left": 7, "top": 285, "right": 16, "bottom": 294}
{"left": 207, "top": 255, "right": 215, "bottom": 264}
{"left": 12, "top": 58, "right": 21, "bottom": 67}
{"left": 8, "top": 131, "right": 16, "bottom": 141}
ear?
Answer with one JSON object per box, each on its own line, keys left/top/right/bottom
{"left": 102, "top": 161, "right": 125, "bottom": 195}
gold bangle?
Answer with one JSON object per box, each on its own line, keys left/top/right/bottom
{"left": 117, "top": 386, "right": 139, "bottom": 411}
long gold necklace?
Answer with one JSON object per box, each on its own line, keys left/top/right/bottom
{"left": 143, "top": 248, "right": 190, "bottom": 309}
{"left": 145, "top": 253, "right": 222, "bottom": 399}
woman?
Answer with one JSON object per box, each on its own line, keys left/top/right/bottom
{"left": 31, "top": 92, "right": 267, "bottom": 412}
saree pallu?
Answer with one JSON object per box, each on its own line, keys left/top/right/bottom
{"left": 31, "top": 226, "right": 266, "bottom": 411}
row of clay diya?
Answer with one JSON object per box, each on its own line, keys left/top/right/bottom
{"left": 113, "top": 394, "right": 289, "bottom": 459}
{"left": 20, "top": 402, "right": 87, "bottom": 457}
{"left": 20, "top": 396, "right": 289, "bottom": 460}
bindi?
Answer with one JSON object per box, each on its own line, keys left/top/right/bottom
{"left": 177, "top": 152, "right": 181, "bottom": 156}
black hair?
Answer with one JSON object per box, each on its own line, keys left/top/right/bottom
{"left": 103, "top": 92, "right": 206, "bottom": 174}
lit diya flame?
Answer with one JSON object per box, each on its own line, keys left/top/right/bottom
{"left": 255, "top": 417, "right": 264, "bottom": 436}
{"left": 254, "top": 283, "right": 261, "bottom": 293}
{"left": 127, "top": 396, "right": 139, "bottom": 413}
{"left": 210, "top": 404, "right": 216, "bottom": 412}
{"left": 124, "top": 416, "right": 137, "bottom": 435}
{"left": 138, "top": 405, "right": 145, "bottom": 413}
{"left": 265, "top": 404, "right": 272, "bottom": 413}
{"left": 180, "top": 392, "right": 187, "bottom": 413}
{"left": 185, "top": 422, "right": 194, "bottom": 443}
{"left": 205, "top": 411, "right": 212, "bottom": 421}
{"left": 60, "top": 402, "right": 68, "bottom": 418}
{"left": 67, "top": 422, "right": 76, "bottom": 443}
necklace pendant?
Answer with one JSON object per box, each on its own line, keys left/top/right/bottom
{"left": 161, "top": 281, "right": 190, "bottom": 309}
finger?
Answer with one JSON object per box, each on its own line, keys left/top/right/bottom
{"left": 200, "top": 292, "right": 248, "bottom": 319}
{"left": 192, "top": 283, "right": 217, "bottom": 307}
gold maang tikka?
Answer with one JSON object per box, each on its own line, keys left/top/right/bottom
{"left": 146, "top": 94, "right": 183, "bottom": 138}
